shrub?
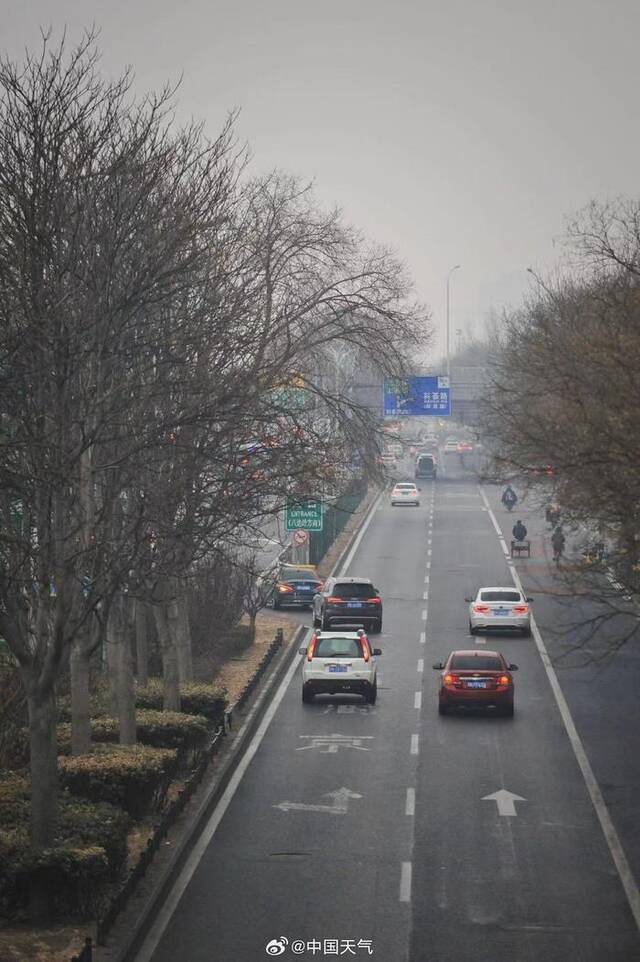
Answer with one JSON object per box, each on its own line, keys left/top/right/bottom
{"left": 59, "top": 744, "right": 178, "bottom": 816}
{"left": 0, "top": 831, "right": 109, "bottom": 921}
{"left": 0, "top": 775, "right": 130, "bottom": 879}
{"left": 90, "top": 709, "right": 210, "bottom": 752}
{"left": 136, "top": 679, "right": 227, "bottom": 723}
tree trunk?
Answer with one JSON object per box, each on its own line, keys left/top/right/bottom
{"left": 153, "top": 600, "right": 180, "bottom": 711}
{"left": 26, "top": 685, "right": 58, "bottom": 849}
{"left": 134, "top": 598, "right": 149, "bottom": 688}
{"left": 173, "top": 582, "right": 193, "bottom": 683}
{"left": 107, "top": 597, "right": 137, "bottom": 743}
{"left": 105, "top": 607, "right": 120, "bottom": 719}
{"left": 70, "top": 627, "right": 92, "bottom": 755}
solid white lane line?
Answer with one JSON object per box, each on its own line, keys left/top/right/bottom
{"left": 338, "top": 489, "right": 385, "bottom": 575}
{"left": 417, "top": 659, "right": 424, "bottom": 673}
{"left": 478, "top": 485, "right": 640, "bottom": 933}
{"left": 411, "top": 733, "right": 420, "bottom": 754}
{"left": 414, "top": 691, "right": 422, "bottom": 709}
{"left": 136, "top": 636, "right": 305, "bottom": 961}
{"left": 400, "top": 862, "right": 412, "bottom": 902}
{"left": 421, "top": 609, "right": 427, "bottom": 621}
{"left": 419, "top": 631, "right": 426, "bottom": 644}
{"left": 405, "top": 788, "right": 415, "bottom": 816}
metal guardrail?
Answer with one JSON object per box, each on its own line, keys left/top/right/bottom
{"left": 78, "top": 625, "right": 286, "bottom": 954}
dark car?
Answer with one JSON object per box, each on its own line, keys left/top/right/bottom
{"left": 415, "top": 453, "right": 437, "bottom": 480}
{"left": 432, "top": 649, "right": 518, "bottom": 716}
{"left": 266, "top": 563, "right": 323, "bottom": 610}
{"left": 313, "top": 576, "right": 383, "bottom": 633}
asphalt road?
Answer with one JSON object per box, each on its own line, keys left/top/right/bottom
{"left": 140, "top": 451, "right": 640, "bottom": 962}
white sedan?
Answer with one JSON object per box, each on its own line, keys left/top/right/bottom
{"left": 466, "top": 586, "right": 532, "bottom": 636}
{"left": 390, "top": 482, "right": 420, "bottom": 506}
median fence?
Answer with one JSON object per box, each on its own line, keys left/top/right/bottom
{"left": 70, "top": 627, "right": 285, "bottom": 960}
{"left": 309, "top": 479, "right": 368, "bottom": 565}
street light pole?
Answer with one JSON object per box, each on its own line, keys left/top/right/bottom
{"left": 446, "top": 264, "right": 461, "bottom": 381}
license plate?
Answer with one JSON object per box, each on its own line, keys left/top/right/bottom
{"left": 467, "top": 680, "right": 487, "bottom": 688}
{"left": 492, "top": 608, "right": 508, "bottom": 616}
{"left": 328, "top": 665, "right": 348, "bottom": 673}
{"left": 298, "top": 586, "right": 311, "bottom": 591}
{"left": 347, "top": 602, "right": 362, "bottom": 608}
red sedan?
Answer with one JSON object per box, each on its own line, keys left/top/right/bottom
{"left": 432, "top": 649, "right": 518, "bottom": 717}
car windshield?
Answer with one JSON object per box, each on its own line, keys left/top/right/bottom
{"left": 332, "top": 582, "right": 375, "bottom": 598}
{"left": 314, "top": 637, "right": 364, "bottom": 658}
{"left": 479, "top": 591, "right": 522, "bottom": 602}
{"left": 450, "top": 655, "right": 503, "bottom": 670}
{"left": 281, "top": 568, "right": 318, "bottom": 582}
{"left": 417, "top": 456, "right": 433, "bottom": 465}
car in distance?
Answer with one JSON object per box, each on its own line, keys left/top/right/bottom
{"left": 300, "top": 629, "right": 382, "bottom": 703}
{"left": 432, "top": 649, "right": 518, "bottom": 716}
{"left": 443, "top": 438, "right": 459, "bottom": 455}
{"left": 391, "top": 482, "right": 420, "bottom": 506}
{"left": 264, "top": 563, "right": 323, "bottom": 610}
{"left": 415, "top": 453, "right": 437, "bottom": 480}
{"left": 313, "top": 576, "right": 383, "bottom": 633}
{"left": 457, "top": 439, "right": 474, "bottom": 453}
{"left": 466, "top": 586, "right": 532, "bottom": 636}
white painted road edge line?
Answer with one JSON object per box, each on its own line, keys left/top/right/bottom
{"left": 338, "top": 488, "right": 385, "bottom": 575}
{"left": 136, "top": 637, "right": 305, "bottom": 961}
{"left": 400, "top": 861, "right": 412, "bottom": 902}
{"left": 414, "top": 691, "right": 422, "bottom": 709}
{"left": 410, "top": 734, "right": 419, "bottom": 755}
{"left": 405, "top": 788, "right": 415, "bottom": 816}
{"left": 478, "top": 484, "right": 640, "bottom": 933}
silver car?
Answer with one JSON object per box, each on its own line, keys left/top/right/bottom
{"left": 466, "top": 586, "right": 532, "bottom": 636}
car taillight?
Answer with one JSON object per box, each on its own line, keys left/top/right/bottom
{"left": 511, "top": 605, "right": 528, "bottom": 614}
{"left": 359, "top": 640, "right": 370, "bottom": 662}
{"left": 366, "top": 597, "right": 381, "bottom": 604}
{"left": 327, "top": 596, "right": 342, "bottom": 603}
{"left": 473, "top": 603, "right": 490, "bottom": 613}
{"left": 443, "top": 673, "right": 458, "bottom": 687}
{"left": 278, "top": 584, "right": 294, "bottom": 593}
{"left": 306, "top": 635, "right": 317, "bottom": 661}
{"left": 498, "top": 675, "right": 510, "bottom": 685}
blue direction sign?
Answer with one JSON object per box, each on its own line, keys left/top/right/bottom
{"left": 383, "top": 376, "right": 451, "bottom": 417}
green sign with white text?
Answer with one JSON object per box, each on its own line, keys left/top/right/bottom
{"left": 286, "top": 498, "right": 323, "bottom": 531}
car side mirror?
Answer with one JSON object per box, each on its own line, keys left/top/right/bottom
{"left": 373, "top": 648, "right": 382, "bottom": 656}
{"left": 464, "top": 597, "right": 472, "bottom": 603}
{"left": 508, "top": 663, "right": 519, "bottom": 671}
{"left": 432, "top": 662, "right": 444, "bottom": 670}
{"left": 298, "top": 647, "right": 307, "bottom": 655}
{"left": 526, "top": 597, "right": 533, "bottom": 602}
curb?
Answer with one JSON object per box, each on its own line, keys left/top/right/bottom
{"left": 114, "top": 623, "right": 306, "bottom": 962}
{"left": 110, "top": 484, "right": 383, "bottom": 962}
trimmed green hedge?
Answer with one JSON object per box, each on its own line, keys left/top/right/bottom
{"left": 136, "top": 680, "right": 227, "bottom": 722}
{"left": 0, "top": 775, "right": 129, "bottom": 921}
{"left": 58, "top": 679, "right": 227, "bottom": 725}
{"left": 59, "top": 744, "right": 178, "bottom": 816}
{"left": 0, "top": 775, "right": 130, "bottom": 879}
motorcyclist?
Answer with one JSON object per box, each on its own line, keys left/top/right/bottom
{"left": 502, "top": 484, "right": 517, "bottom": 510}
{"left": 552, "top": 526, "right": 566, "bottom": 562}
{"left": 512, "top": 519, "right": 527, "bottom": 542}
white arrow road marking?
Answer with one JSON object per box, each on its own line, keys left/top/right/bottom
{"left": 297, "top": 734, "right": 373, "bottom": 752}
{"left": 274, "top": 787, "right": 362, "bottom": 815}
{"left": 482, "top": 788, "right": 526, "bottom": 816}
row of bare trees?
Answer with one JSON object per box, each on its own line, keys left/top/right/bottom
{"left": 0, "top": 33, "right": 429, "bottom": 851}
{"left": 481, "top": 196, "right": 640, "bottom": 646}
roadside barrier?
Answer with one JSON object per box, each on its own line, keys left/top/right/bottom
{"left": 69, "top": 626, "right": 285, "bottom": 957}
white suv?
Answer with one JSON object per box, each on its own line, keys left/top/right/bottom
{"left": 300, "top": 630, "right": 381, "bottom": 704}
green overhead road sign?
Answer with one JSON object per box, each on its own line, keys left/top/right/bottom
{"left": 286, "top": 498, "right": 323, "bottom": 531}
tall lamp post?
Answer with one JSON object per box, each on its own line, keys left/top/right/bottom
{"left": 446, "top": 264, "right": 461, "bottom": 380}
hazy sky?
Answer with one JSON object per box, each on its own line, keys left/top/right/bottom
{"left": 3, "top": 0, "right": 640, "bottom": 359}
